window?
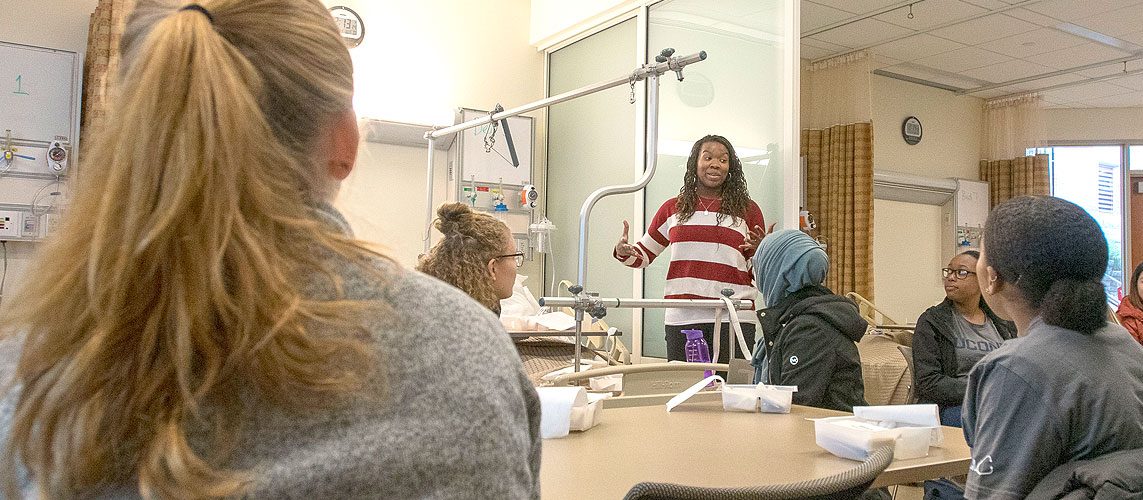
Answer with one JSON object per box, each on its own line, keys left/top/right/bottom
{"left": 1040, "top": 145, "right": 1126, "bottom": 306}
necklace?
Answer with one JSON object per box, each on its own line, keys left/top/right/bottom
{"left": 697, "top": 197, "right": 719, "bottom": 213}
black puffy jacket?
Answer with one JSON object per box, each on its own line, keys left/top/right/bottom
{"left": 912, "top": 298, "right": 1016, "bottom": 408}
{"left": 1026, "top": 447, "right": 1143, "bottom": 499}
{"left": 751, "top": 285, "right": 868, "bottom": 412}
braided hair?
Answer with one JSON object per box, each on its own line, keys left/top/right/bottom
{"left": 676, "top": 135, "right": 751, "bottom": 225}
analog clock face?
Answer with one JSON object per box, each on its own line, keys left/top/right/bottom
{"left": 329, "top": 7, "right": 364, "bottom": 48}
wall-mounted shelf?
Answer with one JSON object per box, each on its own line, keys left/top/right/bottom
{"left": 361, "top": 118, "right": 454, "bottom": 150}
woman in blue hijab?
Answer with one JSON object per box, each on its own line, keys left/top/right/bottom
{"left": 751, "top": 230, "right": 868, "bottom": 412}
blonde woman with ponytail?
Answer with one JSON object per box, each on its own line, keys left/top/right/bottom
{"left": 0, "top": 1, "right": 540, "bottom": 498}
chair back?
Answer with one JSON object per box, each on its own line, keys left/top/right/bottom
{"left": 896, "top": 345, "right": 917, "bottom": 405}
{"left": 623, "top": 445, "right": 895, "bottom": 500}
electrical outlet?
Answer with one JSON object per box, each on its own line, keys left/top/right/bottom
{"left": 44, "top": 213, "right": 61, "bottom": 236}
{"left": 0, "top": 211, "right": 20, "bottom": 238}
{"left": 21, "top": 212, "right": 40, "bottom": 238}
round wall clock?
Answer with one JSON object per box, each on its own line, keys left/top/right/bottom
{"left": 329, "top": 6, "right": 364, "bottom": 48}
{"left": 902, "top": 116, "right": 922, "bottom": 145}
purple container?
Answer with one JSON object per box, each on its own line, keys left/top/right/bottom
{"left": 682, "top": 329, "right": 713, "bottom": 380}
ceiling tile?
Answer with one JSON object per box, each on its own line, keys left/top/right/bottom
{"left": 986, "top": 27, "right": 1086, "bottom": 58}
{"left": 1005, "top": 8, "right": 1066, "bottom": 27}
{"left": 876, "top": 0, "right": 988, "bottom": 31}
{"left": 1077, "top": 90, "right": 1143, "bottom": 107}
{"left": 869, "top": 33, "right": 966, "bottom": 61}
{"left": 1026, "top": 42, "right": 1133, "bottom": 70}
{"left": 804, "top": 36, "right": 853, "bottom": 51}
{"left": 960, "top": 0, "right": 1013, "bottom": 9}
{"left": 1121, "top": 30, "right": 1143, "bottom": 45}
{"left": 930, "top": 13, "right": 1040, "bottom": 44}
{"left": 961, "top": 59, "right": 1056, "bottom": 83}
{"left": 1077, "top": 59, "right": 1143, "bottom": 78}
{"left": 974, "top": 88, "right": 1016, "bottom": 98}
{"left": 809, "top": 0, "right": 911, "bottom": 15}
{"left": 811, "top": 18, "right": 916, "bottom": 48}
{"left": 1039, "top": 81, "right": 1133, "bottom": 102}
{"left": 1026, "top": 0, "right": 1143, "bottom": 22}
{"left": 913, "top": 46, "right": 1012, "bottom": 73}
{"left": 801, "top": 1, "right": 855, "bottom": 34}
{"left": 801, "top": 43, "right": 839, "bottom": 60}
{"left": 1111, "top": 74, "right": 1143, "bottom": 91}
{"left": 1010, "top": 73, "right": 1089, "bottom": 90}
{"left": 870, "top": 53, "right": 904, "bottom": 69}
{"left": 1073, "top": 4, "right": 1143, "bottom": 37}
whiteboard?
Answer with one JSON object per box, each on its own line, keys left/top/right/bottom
{"left": 459, "top": 108, "right": 533, "bottom": 186}
{"left": 0, "top": 42, "right": 80, "bottom": 143}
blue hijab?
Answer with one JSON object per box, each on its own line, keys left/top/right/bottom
{"left": 752, "top": 229, "right": 828, "bottom": 308}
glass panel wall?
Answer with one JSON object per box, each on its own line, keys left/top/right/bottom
{"left": 546, "top": 20, "right": 639, "bottom": 336}
{"left": 641, "top": 0, "right": 791, "bottom": 358}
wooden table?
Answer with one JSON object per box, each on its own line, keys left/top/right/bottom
{"left": 540, "top": 401, "right": 970, "bottom": 499}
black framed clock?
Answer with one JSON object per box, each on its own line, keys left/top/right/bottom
{"left": 329, "top": 6, "right": 364, "bottom": 48}
{"left": 902, "top": 116, "right": 922, "bottom": 145}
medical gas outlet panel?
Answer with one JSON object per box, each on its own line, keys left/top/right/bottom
{"left": 0, "top": 204, "right": 61, "bottom": 240}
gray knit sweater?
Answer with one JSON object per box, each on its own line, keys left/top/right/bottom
{"left": 0, "top": 206, "right": 542, "bottom": 499}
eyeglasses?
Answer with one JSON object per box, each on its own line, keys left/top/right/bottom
{"left": 496, "top": 252, "right": 525, "bottom": 267}
{"left": 942, "top": 268, "right": 977, "bottom": 280}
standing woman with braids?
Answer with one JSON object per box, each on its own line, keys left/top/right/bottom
{"left": 0, "top": 1, "right": 540, "bottom": 498}
{"left": 963, "top": 196, "right": 1143, "bottom": 499}
{"left": 614, "top": 135, "right": 769, "bottom": 363}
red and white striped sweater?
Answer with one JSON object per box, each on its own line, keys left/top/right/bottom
{"left": 615, "top": 197, "right": 764, "bottom": 325}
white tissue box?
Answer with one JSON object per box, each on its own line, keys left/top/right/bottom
{"left": 814, "top": 416, "right": 935, "bottom": 461}
{"left": 722, "top": 384, "right": 760, "bottom": 412}
{"left": 757, "top": 385, "right": 796, "bottom": 413}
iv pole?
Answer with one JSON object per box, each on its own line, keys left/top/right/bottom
{"left": 422, "top": 49, "right": 707, "bottom": 254}
{"left": 423, "top": 49, "right": 750, "bottom": 372}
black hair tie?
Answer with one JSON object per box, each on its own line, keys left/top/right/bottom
{"left": 180, "top": 4, "right": 214, "bottom": 24}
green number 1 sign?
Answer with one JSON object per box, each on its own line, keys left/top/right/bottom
{"left": 13, "top": 75, "right": 29, "bottom": 95}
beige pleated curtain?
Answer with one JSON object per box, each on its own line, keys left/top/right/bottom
{"left": 802, "top": 123, "right": 875, "bottom": 301}
{"left": 979, "top": 154, "right": 1050, "bottom": 208}
{"left": 80, "top": 0, "right": 133, "bottom": 159}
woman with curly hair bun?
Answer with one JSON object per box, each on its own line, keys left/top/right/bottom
{"left": 614, "top": 134, "right": 769, "bottom": 363}
{"left": 418, "top": 203, "right": 522, "bottom": 315}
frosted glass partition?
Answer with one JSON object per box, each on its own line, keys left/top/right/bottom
{"left": 642, "top": 0, "right": 791, "bottom": 358}
{"left": 546, "top": 19, "right": 639, "bottom": 336}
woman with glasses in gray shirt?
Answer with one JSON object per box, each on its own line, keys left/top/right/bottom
{"left": 912, "top": 250, "right": 1016, "bottom": 427}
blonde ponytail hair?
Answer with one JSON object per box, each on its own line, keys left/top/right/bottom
{"left": 2, "top": 0, "right": 386, "bottom": 497}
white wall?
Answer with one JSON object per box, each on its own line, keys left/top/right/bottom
{"left": 867, "top": 75, "right": 982, "bottom": 320}
{"left": 1043, "top": 108, "right": 1143, "bottom": 143}
{"left": 873, "top": 199, "right": 945, "bottom": 323}
{"left": 0, "top": 0, "right": 97, "bottom": 298}
{"left": 1, "top": 0, "right": 98, "bottom": 53}
{"left": 322, "top": 0, "right": 547, "bottom": 289}
{"left": 1, "top": 1, "right": 546, "bottom": 297}
{"left": 529, "top": 0, "right": 634, "bottom": 48}
{"left": 871, "top": 74, "right": 984, "bottom": 180}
